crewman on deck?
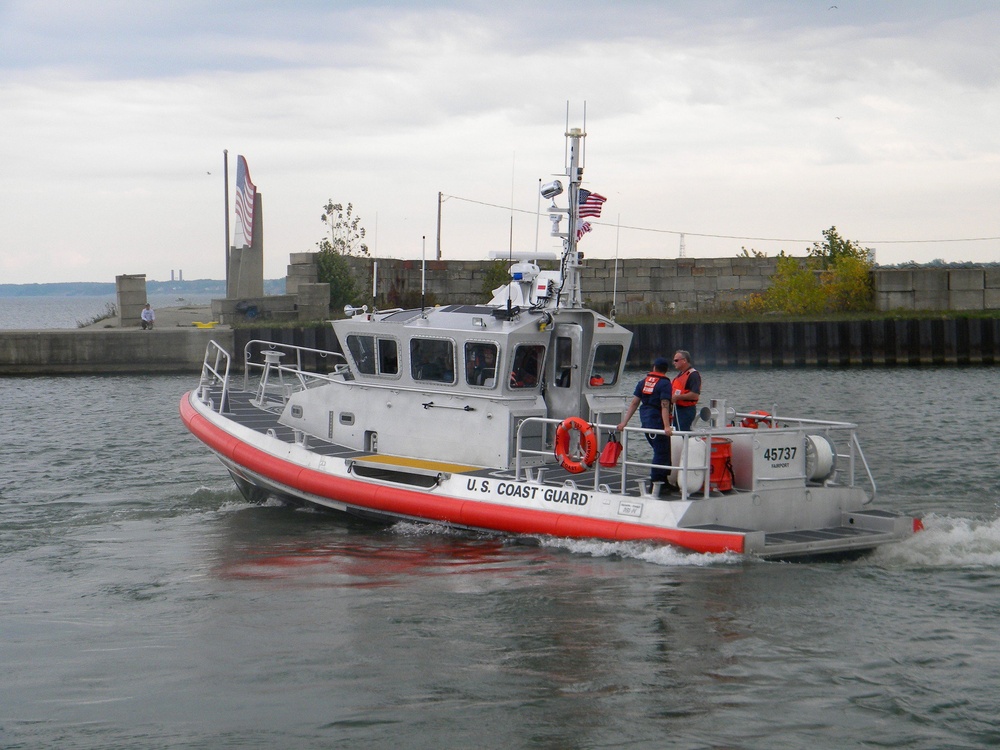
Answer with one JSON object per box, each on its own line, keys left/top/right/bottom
{"left": 617, "top": 357, "right": 673, "bottom": 496}
{"left": 669, "top": 350, "right": 701, "bottom": 432}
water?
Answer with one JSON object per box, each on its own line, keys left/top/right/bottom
{"left": 2, "top": 368, "right": 999, "bottom": 748}
{"left": 0, "top": 294, "right": 217, "bottom": 329}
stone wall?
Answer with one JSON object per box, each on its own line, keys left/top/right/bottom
{"left": 874, "top": 267, "right": 1000, "bottom": 312}
{"left": 338, "top": 255, "right": 781, "bottom": 314}
{"left": 289, "top": 252, "right": 999, "bottom": 314}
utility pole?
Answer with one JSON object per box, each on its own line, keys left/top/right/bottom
{"left": 436, "top": 192, "right": 442, "bottom": 260}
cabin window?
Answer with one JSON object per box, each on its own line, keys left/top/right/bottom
{"left": 590, "top": 343, "right": 623, "bottom": 387}
{"left": 347, "top": 335, "right": 376, "bottom": 374}
{"left": 411, "top": 338, "right": 455, "bottom": 383}
{"left": 378, "top": 339, "right": 398, "bottom": 375}
{"left": 346, "top": 334, "right": 399, "bottom": 376}
{"left": 465, "top": 342, "right": 499, "bottom": 387}
{"left": 509, "top": 344, "right": 544, "bottom": 389}
{"left": 554, "top": 336, "right": 573, "bottom": 388}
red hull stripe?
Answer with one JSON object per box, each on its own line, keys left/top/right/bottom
{"left": 179, "top": 393, "right": 745, "bottom": 554}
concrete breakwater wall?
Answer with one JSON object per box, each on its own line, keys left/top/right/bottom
{"left": 233, "top": 316, "right": 999, "bottom": 372}
{"left": 0, "top": 328, "right": 233, "bottom": 375}
{"left": 629, "top": 317, "right": 999, "bottom": 367}
{"left": 3, "top": 316, "right": 994, "bottom": 375}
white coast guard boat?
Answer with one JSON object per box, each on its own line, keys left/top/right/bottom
{"left": 181, "top": 126, "right": 921, "bottom": 559}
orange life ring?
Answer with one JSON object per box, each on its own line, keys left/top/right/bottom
{"left": 741, "top": 410, "right": 774, "bottom": 429}
{"left": 554, "top": 417, "right": 598, "bottom": 474}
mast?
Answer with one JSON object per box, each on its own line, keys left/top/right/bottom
{"left": 561, "top": 127, "right": 585, "bottom": 308}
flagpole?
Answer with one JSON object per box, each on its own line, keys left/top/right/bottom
{"left": 223, "top": 149, "right": 230, "bottom": 296}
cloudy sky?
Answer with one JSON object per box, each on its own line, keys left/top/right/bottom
{"left": 2, "top": 0, "right": 999, "bottom": 284}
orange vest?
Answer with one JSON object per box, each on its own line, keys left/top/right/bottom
{"left": 671, "top": 368, "right": 699, "bottom": 407}
{"left": 641, "top": 371, "right": 667, "bottom": 396}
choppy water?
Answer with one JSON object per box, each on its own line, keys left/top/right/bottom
{"left": 2, "top": 368, "right": 999, "bottom": 748}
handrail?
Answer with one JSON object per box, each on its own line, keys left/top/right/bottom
{"left": 242, "top": 340, "right": 349, "bottom": 391}
{"left": 514, "top": 417, "right": 710, "bottom": 500}
{"left": 852, "top": 433, "right": 877, "bottom": 504}
{"left": 513, "top": 415, "right": 876, "bottom": 502}
{"left": 198, "top": 340, "right": 231, "bottom": 414}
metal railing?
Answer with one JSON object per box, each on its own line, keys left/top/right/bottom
{"left": 197, "top": 340, "right": 232, "bottom": 413}
{"left": 242, "top": 340, "right": 349, "bottom": 395}
{"left": 514, "top": 413, "right": 876, "bottom": 503}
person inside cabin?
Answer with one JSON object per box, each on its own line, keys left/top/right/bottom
{"left": 669, "top": 349, "right": 701, "bottom": 432}
{"left": 140, "top": 303, "right": 155, "bottom": 330}
{"left": 510, "top": 346, "right": 540, "bottom": 388}
{"left": 466, "top": 343, "right": 497, "bottom": 386}
{"left": 617, "top": 357, "right": 673, "bottom": 496}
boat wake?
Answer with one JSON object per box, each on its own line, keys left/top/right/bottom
{"left": 216, "top": 496, "right": 285, "bottom": 514}
{"left": 528, "top": 536, "right": 745, "bottom": 567}
{"left": 870, "top": 513, "right": 1000, "bottom": 569}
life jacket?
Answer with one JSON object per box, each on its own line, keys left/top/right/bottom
{"left": 671, "top": 368, "right": 699, "bottom": 407}
{"left": 642, "top": 370, "right": 667, "bottom": 396}
{"left": 640, "top": 371, "right": 667, "bottom": 397}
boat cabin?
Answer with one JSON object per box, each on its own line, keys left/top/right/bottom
{"left": 276, "top": 299, "right": 631, "bottom": 470}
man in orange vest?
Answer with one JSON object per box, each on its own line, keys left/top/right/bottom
{"left": 670, "top": 349, "right": 701, "bottom": 432}
{"left": 617, "top": 357, "right": 673, "bottom": 496}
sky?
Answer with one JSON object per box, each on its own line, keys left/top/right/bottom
{"left": 2, "top": 0, "right": 999, "bottom": 284}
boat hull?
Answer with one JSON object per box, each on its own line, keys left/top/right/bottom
{"left": 181, "top": 392, "right": 918, "bottom": 559}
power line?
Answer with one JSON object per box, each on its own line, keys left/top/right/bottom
{"left": 440, "top": 193, "right": 1000, "bottom": 245}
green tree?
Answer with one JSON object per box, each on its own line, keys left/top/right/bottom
{"left": 747, "top": 253, "right": 825, "bottom": 315}
{"left": 319, "top": 201, "right": 369, "bottom": 257}
{"left": 315, "top": 250, "right": 358, "bottom": 311}
{"left": 812, "top": 226, "right": 875, "bottom": 310}
{"left": 315, "top": 201, "right": 369, "bottom": 310}
{"left": 809, "top": 225, "right": 871, "bottom": 268}
{"left": 741, "top": 227, "right": 875, "bottom": 315}
{"left": 481, "top": 259, "right": 511, "bottom": 298}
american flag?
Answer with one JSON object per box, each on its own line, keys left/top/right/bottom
{"left": 576, "top": 220, "right": 592, "bottom": 241}
{"left": 234, "top": 155, "right": 256, "bottom": 248}
{"left": 578, "top": 189, "right": 607, "bottom": 218}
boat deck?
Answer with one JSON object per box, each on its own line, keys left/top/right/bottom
{"left": 208, "top": 385, "right": 654, "bottom": 497}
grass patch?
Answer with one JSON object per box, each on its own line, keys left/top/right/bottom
{"left": 76, "top": 301, "right": 118, "bottom": 328}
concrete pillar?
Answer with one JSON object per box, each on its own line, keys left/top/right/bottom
{"left": 227, "top": 191, "right": 265, "bottom": 299}
{"left": 296, "top": 283, "right": 331, "bottom": 321}
{"left": 116, "top": 274, "right": 147, "bottom": 327}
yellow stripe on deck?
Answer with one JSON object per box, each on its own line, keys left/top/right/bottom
{"left": 357, "top": 454, "right": 482, "bottom": 474}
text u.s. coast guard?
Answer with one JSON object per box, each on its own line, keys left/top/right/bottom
{"left": 466, "top": 479, "right": 588, "bottom": 506}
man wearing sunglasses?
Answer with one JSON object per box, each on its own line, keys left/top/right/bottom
{"left": 669, "top": 350, "right": 701, "bottom": 432}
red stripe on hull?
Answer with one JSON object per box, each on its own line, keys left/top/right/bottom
{"left": 179, "top": 393, "right": 745, "bottom": 555}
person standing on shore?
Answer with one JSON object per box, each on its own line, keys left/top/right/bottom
{"left": 617, "top": 357, "right": 673, "bottom": 496}
{"left": 670, "top": 350, "right": 701, "bottom": 431}
{"left": 140, "top": 303, "right": 155, "bottom": 330}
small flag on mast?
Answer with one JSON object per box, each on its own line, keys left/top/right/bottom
{"left": 578, "top": 189, "right": 607, "bottom": 218}
{"left": 234, "top": 155, "right": 256, "bottom": 248}
{"left": 576, "top": 220, "right": 592, "bottom": 241}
